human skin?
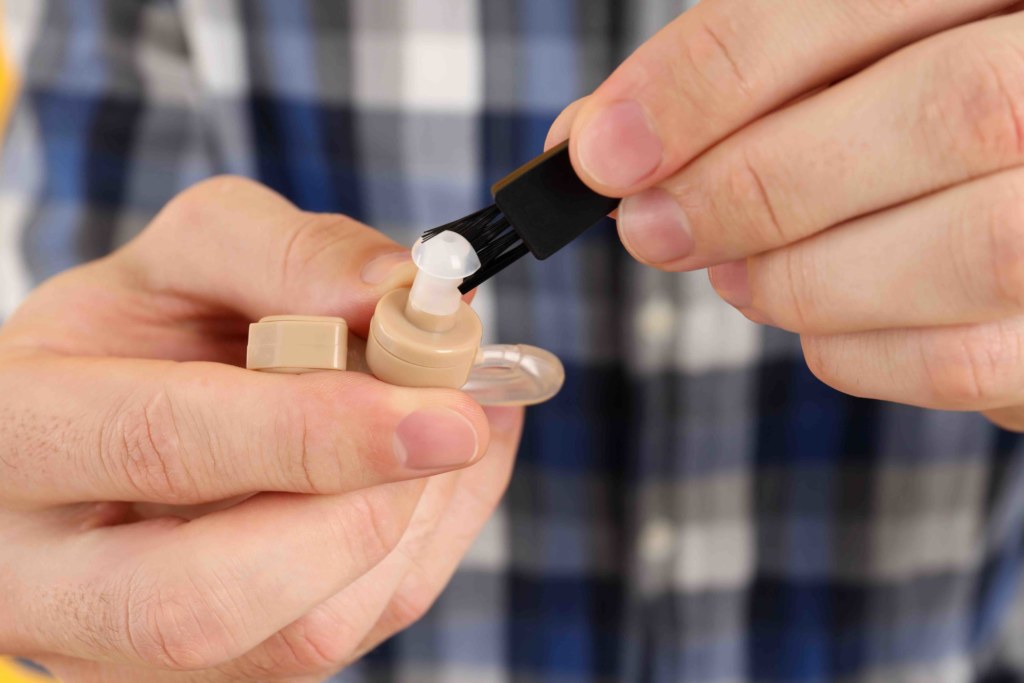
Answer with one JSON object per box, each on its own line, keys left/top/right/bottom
{"left": 0, "top": 176, "right": 524, "bottom": 682}
{"left": 548, "top": 1, "right": 1024, "bottom": 431}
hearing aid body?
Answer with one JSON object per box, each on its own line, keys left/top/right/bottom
{"left": 246, "top": 232, "right": 564, "bottom": 407}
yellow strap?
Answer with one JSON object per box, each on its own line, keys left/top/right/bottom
{"left": 0, "top": 0, "right": 19, "bottom": 137}
{"left": 0, "top": 658, "right": 53, "bottom": 683}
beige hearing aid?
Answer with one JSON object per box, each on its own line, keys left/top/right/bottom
{"left": 246, "top": 231, "right": 564, "bottom": 407}
{"left": 365, "top": 231, "right": 483, "bottom": 388}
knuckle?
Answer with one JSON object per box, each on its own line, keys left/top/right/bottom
{"left": 109, "top": 386, "right": 200, "bottom": 503}
{"left": 981, "top": 178, "right": 1024, "bottom": 310}
{"left": 159, "top": 175, "right": 262, "bottom": 232}
{"left": 277, "top": 379, "right": 392, "bottom": 493}
{"left": 236, "top": 605, "right": 370, "bottom": 678}
{"left": 714, "top": 150, "right": 789, "bottom": 247}
{"left": 681, "top": 14, "right": 758, "bottom": 103}
{"left": 771, "top": 249, "right": 821, "bottom": 331}
{"left": 273, "top": 629, "right": 345, "bottom": 674}
{"left": 384, "top": 582, "right": 436, "bottom": 633}
{"left": 271, "top": 385, "right": 330, "bottom": 494}
{"left": 278, "top": 212, "right": 363, "bottom": 300}
{"left": 126, "top": 571, "right": 241, "bottom": 671}
{"left": 295, "top": 377, "right": 399, "bottom": 486}
{"left": 631, "top": 11, "right": 764, "bottom": 135}
{"left": 922, "top": 326, "right": 1022, "bottom": 406}
{"left": 267, "top": 614, "right": 358, "bottom": 675}
{"left": 926, "top": 38, "right": 1024, "bottom": 164}
{"left": 342, "top": 489, "right": 408, "bottom": 567}
{"left": 187, "top": 174, "right": 264, "bottom": 200}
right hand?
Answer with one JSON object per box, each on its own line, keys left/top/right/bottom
{"left": 0, "top": 176, "right": 524, "bottom": 682}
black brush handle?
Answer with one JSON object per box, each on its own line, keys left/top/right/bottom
{"left": 492, "top": 141, "right": 620, "bottom": 260}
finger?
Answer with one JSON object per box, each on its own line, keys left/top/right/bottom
{"left": 39, "top": 655, "right": 251, "bottom": 683}
{"left": 118, "top": 176, "right": 418, "bottom": 337}
{"left": 621, "top": 13, "right": 1024, "bottom": 269}
{"left": 222, "top": 458, "right": 463, "bottom": 678}
{"left": 352, "top": 407, "right": 522, "bottom": 655}
{"left": 709, "top": 167, "right": 1024, "bottom": 334}
{"left": 545, "top": 97, "right": 621, "bottom": 222}
{"left": 984, "top": 404, "right": 1024, "bottom": 432}
{"left": 800, "top": 317, "right": 1024, "bottom": 412}
{"left": 220, "top": 407, "right": 521, "bottom": 679}
{"left": 544, "top": 96, "right": 588, "bottom": 151}
{"left": 568, "top": 0, "right": 1016, "bottom": 196}
{"left": 0, "top": 355, "right": 489, "bottom": 508}
{"left": 13, "top": 480, "right": 428, "bottom": 671}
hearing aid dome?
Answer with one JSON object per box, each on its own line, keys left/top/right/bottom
{"left": 408, "top": 231, "right": 480, "bottom": 318}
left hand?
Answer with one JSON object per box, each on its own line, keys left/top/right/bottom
{"left": 549, "top": 2, "right": 1024, "bottom": 430}
{"left": 0, "top": 177, "right": 523, "bottom": 681}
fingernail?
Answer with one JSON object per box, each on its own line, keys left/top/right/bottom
{"left": 708, "top": 260, "right": 752, "bottom": 308}
{"left": 393, "top": 408, "right": 479, "bottom": 470}
{"left": 361, "top": 251, "right": 413, "bottom": 285}
{"left": 618, "top": 188, "right": 694, "bottom": 264}
{"left": 578, "top": 100, "right": 663, "bottom": 189}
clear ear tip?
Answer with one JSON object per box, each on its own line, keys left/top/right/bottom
{"left": 412, "top": 231, "right": 481, "bottom": 280}
{"left": 407, "top": 231, "right": 482, "bottom": 320}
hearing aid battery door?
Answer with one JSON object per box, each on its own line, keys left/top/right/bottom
{"left": 246, "top": 315, "right": 348, "bottom": 374}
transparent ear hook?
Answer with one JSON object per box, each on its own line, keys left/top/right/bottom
{"left": 460, "top": 344, "right": 565, "bottom": 407}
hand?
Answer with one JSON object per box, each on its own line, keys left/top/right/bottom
{"left": 550, "top": 2, "right": 1024, "bottom": 430}
{"left": 0, "top": 176, "right": 523, "bottom": 681}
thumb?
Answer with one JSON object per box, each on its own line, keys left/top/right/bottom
{"left": 119, "top": 176, "right": 417, "bottom": 336}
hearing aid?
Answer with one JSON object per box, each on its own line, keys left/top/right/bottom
{"left": 246, "top": 231, "right": 565, "bottom": 407}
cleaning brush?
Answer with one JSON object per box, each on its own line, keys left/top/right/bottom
{"left": 421, "top": 140, "right": 621, "bottom": 293}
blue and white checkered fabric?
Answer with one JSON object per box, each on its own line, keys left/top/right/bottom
{"left": 3, "top": 2, "right": 1024, "bottom": 681}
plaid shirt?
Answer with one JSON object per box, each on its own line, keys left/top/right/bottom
{"left": 3, "top": 2, "right": 1024, "bottom": 682}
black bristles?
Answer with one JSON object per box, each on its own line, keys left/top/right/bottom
{"left": 421, "top": 204, "right": 529, "bottom": 293}
{"left": 459, "top": 242, "right": 529, "bottom": 293}
{"left": 420, "top": 142, "right": 620, "bottom": 292}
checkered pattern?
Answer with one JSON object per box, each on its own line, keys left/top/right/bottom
{"left": 3, "top": 2, "right": 1024, "bottom": 681}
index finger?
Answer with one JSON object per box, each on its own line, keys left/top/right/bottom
{"left": 0, "top": 354, "right": 489, "bottom": 508}
{"left": 118, "top": 175, "right": 419, "bottom": 338}
{"left": 567, "top": 0, "right": 1014, "bottom": 196}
